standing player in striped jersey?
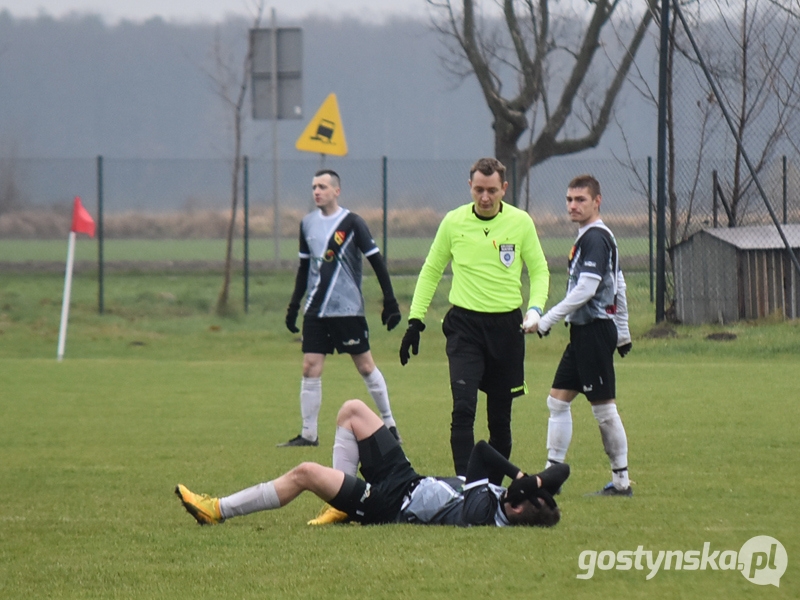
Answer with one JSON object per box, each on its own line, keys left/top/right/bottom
{"left": 280, "top": 169, "right": 402, "bottom": 447}
{"left": 532, "top": 174, "right": 633, "bottom": 496}
{"left": 400, "top": 157, "right": 550, "bottom": 480}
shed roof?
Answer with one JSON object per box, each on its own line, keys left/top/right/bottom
{"left": 692, "top": 225, "right": 800, "bottom": 250}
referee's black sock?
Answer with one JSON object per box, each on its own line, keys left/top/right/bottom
{"left": 450, "top": 429, "right": 474, "bottom": 477}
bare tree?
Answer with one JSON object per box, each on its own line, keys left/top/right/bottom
{"left": 700, "top": 0, "right": 800, "bottom": 226}
{"left": 427, "top": 0, "right": 657, "bottom": 200}
{"left": 204, "top": 2, "right": 264, "bottom": 315}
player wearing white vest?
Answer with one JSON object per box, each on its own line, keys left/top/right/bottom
{"left": 176, "top": 399, "right": 568, "bottom": 528}
{"left": 531, "top": 174, "right": 633, "bottom": 496}
{"left": 280, "top": 170, "right": 402, "bottom": 447}
{"left": 399, "top": 158, "right": 549, "bottom": 480}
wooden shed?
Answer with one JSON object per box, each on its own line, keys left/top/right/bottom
{"left": 672, "top": 225, "right": 800, "bottom": 325}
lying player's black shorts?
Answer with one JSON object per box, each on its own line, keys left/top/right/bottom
{"left": 301, "top": 315, "right": 370, "bottom": 355}
{"left": 551, "top": 318, "right": 617, "bottom": 402}
{"left": 330, "top": 426, "right": 421, "bottom": 524}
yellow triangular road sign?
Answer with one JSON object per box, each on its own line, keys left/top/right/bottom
{"left": 295, "top": 93, "right": 348, "bottom": 156}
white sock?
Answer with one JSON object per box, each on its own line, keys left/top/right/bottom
{"left": 591, "top": 402, "right": 630, "bottom": 489}
{"left": 300, "top": 376, "right": 322, "bottom": 441}
{"left": 332, "top": 426, "right": 359, "bottom": 477}
{"left": 219, "top": 481, "right": 280, "bottom": 519}
{"left": 362, "top": 367, "right": 396, "bottom": 428}
{"left": 546, "top": 395, "right": 572, "bottom": 466}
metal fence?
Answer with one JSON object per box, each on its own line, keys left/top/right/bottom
{"left": 657, "top": 0, "right": 800, "bottom": 323}
{"left": 1, "top": 151, "right": 799, "bottom": 321}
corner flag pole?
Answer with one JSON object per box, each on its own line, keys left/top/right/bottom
{"left": 57, "top": 196, "right": 96, "bottom": 361}
{"left": 57, "top": 231, "right": 77, "bottom": 361}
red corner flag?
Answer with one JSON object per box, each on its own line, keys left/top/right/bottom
{"left": 71, "top": 196, "right": 95, "bottom": 237}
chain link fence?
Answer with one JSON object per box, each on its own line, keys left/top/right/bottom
{"left": 2, "top": 149, "right": 799, "bottom": 322}
{"left": 657, "top": 1, "right": 800, "bottom": 323}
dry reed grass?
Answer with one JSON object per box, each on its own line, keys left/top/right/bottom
{"left": 0, "top": 206, "right": 654, "bottom": 239}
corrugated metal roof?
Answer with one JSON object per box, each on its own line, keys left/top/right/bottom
{"left": 698, "top": 225, "right": 800, "bottom": 250}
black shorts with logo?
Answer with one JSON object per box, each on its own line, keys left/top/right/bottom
{"left": 442, "top": 306, "right": 526, "bottom": 397}
{"left": 551, "top": 318, "right": 617, "bottom": 402}
{"left": 329, "top": 426, "right": 421, "bottom": 525}
{"left": 301, "top": 315, "right": 370, "bottom": 355}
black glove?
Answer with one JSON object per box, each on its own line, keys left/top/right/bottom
{"left": 285, "top": 304, "right": 300, "bottom": 334}
{"left": 617, "top": 342, "right": 632, "bottom": 358}
{"left": 537, "top": 328, "right": 550, "bottom": 339}
{"left": 506, "top": 474, "right": 559, "bottom": 510}
{"left": 382, "top": 297, "right": 401, "bottom": 331}
{"left": 399, "top": 318, "right": 425, "bottom": 366}
{"left": 505, "top": 474, "right": 541, "bottom": 506}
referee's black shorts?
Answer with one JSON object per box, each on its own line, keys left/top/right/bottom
{"left": 442, "top": 306, "right": 526, "bottom": 398}
{"left": 551, "top": 318, "right": 617, "bottom": 402}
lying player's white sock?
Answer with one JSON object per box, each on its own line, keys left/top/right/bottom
{"left": 300, "top": 376, "right": 322, "bottom": 441}
{"left": 219, "top": 481, "right": 280, "bottom": 518}
{"left": 332, "top": 425, "right": 359, "bottom": 477}
{"left": 591, "top": 402, "right": 630, "bottom": 489}
{"left": 546, "top": 395, "right": 572, "bottom": 466}
{"left": 362, "top": 367, "right": 396, "bottom": 428}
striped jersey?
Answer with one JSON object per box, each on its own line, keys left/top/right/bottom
{"left": 298, "top": 207, "right": 380, "bottom": 318}
{"left": 565, "top": 221, "right": 620, "bottom": 325}
{"left": 399, "top": 477, "right": 511, "bottom": 527}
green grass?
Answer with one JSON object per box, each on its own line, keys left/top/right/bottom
{"left": 0, "top": 272, "right": 798, "bottom": 598}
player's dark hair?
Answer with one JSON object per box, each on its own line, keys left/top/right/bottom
{"left": 315, "top": 169, "right": 341, "bottom": 188}
{"left": 567, "top": 174, "right": 601, "bottom": 198}
{"left": 470, "top": 157, "right": 506, "bottom": 183}
{"left": 506, "top": 496, "right": 561, "bottom": 528}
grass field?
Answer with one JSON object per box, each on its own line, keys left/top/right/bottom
{"left": 1, "top": 271, "right": 798, "bottom": 598}
{"left": 0, "top": 236, "right": 650, "bottom": 264}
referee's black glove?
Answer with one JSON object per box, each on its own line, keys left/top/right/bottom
{"left": 285, "top": 303, "right": 300, "bottom": 334}
{"left": 399, "top": 319, "right": 425, "bottom": 366}
{"left": 617, "top": 342, "right": 632, "bottom": 358}
{"left": 381, "top": 297, "right": 402, "bottom": 331}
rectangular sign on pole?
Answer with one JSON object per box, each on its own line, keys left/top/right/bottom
{"left": 250, "top": 27, "right": 303, "bottom": 120}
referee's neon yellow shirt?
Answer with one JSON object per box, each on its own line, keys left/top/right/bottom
{"left": 409, "top": 202, "right": 549, "bottom": 320}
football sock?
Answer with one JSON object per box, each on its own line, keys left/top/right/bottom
{"left": 546, "top": 396, "right": 573, "bottom": 466}
{"left": 612, "top": 467, "right": 630, "bottom": 490}
{"left": 219, "top": 481, "right": 280, "bottom": 519}
{"left": 362, "top": 367, "right": 396, "bottom": 428}
{"left": 450, "top": 379, "right": 479, "bottom": 477}
{"left": 332, "top": 425, "right": 359, "bottom": 477}
{"left": 591, "top": 402, "right": 630, "bottom": 489}
{"left": 300, "top": 376, "right": 322, "bottom": 441}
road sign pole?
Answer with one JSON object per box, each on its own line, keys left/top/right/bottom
{"left": 271, "top": 8, "right": 281, "bottom": 268}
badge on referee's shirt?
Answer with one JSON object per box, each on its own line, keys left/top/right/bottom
{"left": 499, "top": 244, "right": 515, "bottom": 267}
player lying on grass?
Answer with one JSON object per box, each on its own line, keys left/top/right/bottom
{"left": 176, "top": 399, "right": 569, "bottom": 527}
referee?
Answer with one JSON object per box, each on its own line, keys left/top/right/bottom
{"left": 400, "top": 157, "right": 549, "bottom": 479}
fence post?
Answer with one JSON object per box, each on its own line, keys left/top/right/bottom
{"left": 648, "top": 156, "right": 653, "bottom": 303}
{"left": 511, "top": 156, "right": 518, "bottom": 207}
{"left": 382, "top": 156, "right": 388, "bottom": 263}
{"left": 96, "top": 155, "right": 104, "bottom": 315}
{"left": 243, "top": 155, "right": 249, "bottom": 314}
{"left": 712, "top": 170, "right": 718, "bottom": 228}
{"left": 783, "top": 155, "right": 788, "bottom": 225}
{"left": 655, "top": 0, "right": 670, "bottom": 322}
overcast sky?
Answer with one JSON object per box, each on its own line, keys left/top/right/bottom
{"left": 0, "top": 0, "right": 428, "bottom": 23}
